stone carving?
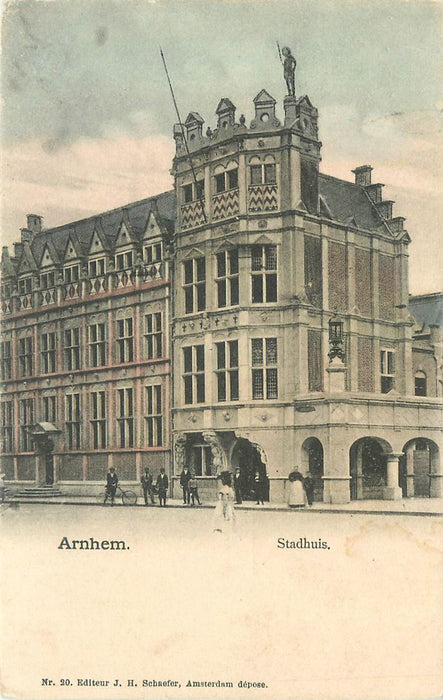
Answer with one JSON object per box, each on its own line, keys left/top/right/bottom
{"left": 174, "top": 433, "right": 187, "bottom": 472}
{"left": 202, "top": 430, "right": 225, "bottom": 475}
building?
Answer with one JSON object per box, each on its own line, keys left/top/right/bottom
{"left": 1, "top": 84, "right": 442, "bottom": 503}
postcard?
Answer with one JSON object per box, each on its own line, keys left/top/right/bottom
{"left": 1, "top": 1, "right": 442, "bottom": 700}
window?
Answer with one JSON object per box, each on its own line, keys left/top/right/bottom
{"left": 250, "top": 163, "right": 276, "bottom": 185}
{"left": 214, "top": 169, "right": 238, "bottom": 193}
{"left": 144, "top": 243, "right": 162, "bottom": 264}
{"left": 414, "top": 371, "right": 427, "bottom": 397}
{"left": 144, "top": 313, "right": 162, "bottom": 359}
{"left": 64, "top": 265, "right": 80, "bottom": 284}
{"left": 64, "top": 328, "right": 81, "bottom": 371}
{"left": 251, "top": 245, "right": 277, "bottom": 303}
{"left": 88, "top": 324, "right": 106, "bottom": 367}
{"left": 66, "top": 394, "right": 81, "bottom": 450}
{"left": 216, "top": 250, "right": 239, "bottom": 308}
{"left": 251, "top": 338, "right": 278, "bottom": 399}
{"left": 1, "top": 282, "right": 12, "bottom": 300}
{"left": 41, "top": 332, "right": 56, "bottom": 374}
{"left": 215, "top": 341, "right": 239, "bottom": 401}
{"left": 1, "top": 400, "right": 14, "bottom": 453}
{"left": 18, "top": 277, "right": 32, "bottom": 295}
{"left": 116, "top": 318, "right": 134, "bottom": 363}
{"left": 114, "top": 251, "right": 133, "bottom": 271}
{"left": 18, "top": 337, "right": 33, "bottom": 377}
{"left": 89, "top": 258, "right": 106, "bottom": 278}
{"left": 40, "top": 271, "right": 55, "bottom": 290}
{"left": 182, "top": 180, "right": 204, "bottom": 203}
{"left": 183, "top": 345, "right": 205, "bottom": 404}
{"left": 19, "top": 398, "right": 34, "bottom": 452}
{"left": 90, "top": 391, "right": 107, "bottom": 449}
{"left": 0, "top": 341, "right": 12, "bottom": 380}
{"left": 183, "top": 257, "right": 206, "bottom": 314}
{"left": 117, "top": 388, "right": 134, "bottom": 448}
{"left": 145, "top": 385, "right": 163, "bottom": 446}
{"left": 380, "top": 349, "right": 395, "bottom": 393}
{"left": 191, "top": 444, "right": 213, "bottom": 476}
{"left": 42, "top": 396, "right": 57, "bottom": 424}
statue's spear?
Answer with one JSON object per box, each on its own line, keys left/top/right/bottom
{"left": 276, "top": 40, "right": 283, "bottom": 64}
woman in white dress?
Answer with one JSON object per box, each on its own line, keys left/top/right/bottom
{"left": 213, "top": 472, "right": 236, "bottom": 532}
{"left": 287, "top": 469, "right": 307, "bottom": 508}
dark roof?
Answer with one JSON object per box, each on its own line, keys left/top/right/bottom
{"left": 319, "top": 173, "right": 383, "bottom": 230}
{"left": 20, "top": 190, "right": 176, "bottom": 268}
{"left": 409, "top": 293, "right": 443, "bottom": 329}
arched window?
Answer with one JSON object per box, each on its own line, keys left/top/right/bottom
{"left": 414, "top": 370, "right": 427, "bottom": 396}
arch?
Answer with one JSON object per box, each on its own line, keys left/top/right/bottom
{"left": 301, "top": 437, "right": 324, "bottom": 502}
{"left": 401, "top": 438, "right": 441, "bottom": 498}
{"left": 231, "top": 437, "right": 269, "bottom": 501}
{"left": 349, "top": 437, "right": 393, "bottom": 500}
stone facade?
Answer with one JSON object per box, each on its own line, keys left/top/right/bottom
{"left": 1, "top": 87, "right": 442, "bottom": 503}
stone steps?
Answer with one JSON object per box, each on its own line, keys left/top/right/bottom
{"left": 11, "top": 485, "right": 64, "bottom": 499}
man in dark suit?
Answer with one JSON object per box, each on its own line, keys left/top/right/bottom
{"left": 180, "top": 466, "right": 192, "bottom": 505}
{"left": 141, "top": 467, "right": 155, "bottom": 506}
{"left": 156, "top": 468, "right": 169, "bottom": 507}
{"left": 234, "top": 468, "right": 243, "bottom": 504}
{"left": 104, "top": 467, "right": 118, "bottom": 506}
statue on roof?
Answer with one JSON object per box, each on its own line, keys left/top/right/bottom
{"left": 278, "top": 43, "right": 296, "bottom": 97}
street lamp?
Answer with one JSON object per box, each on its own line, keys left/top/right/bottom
{"left": 328, "top": 316, "right": 345, "bottom": 362}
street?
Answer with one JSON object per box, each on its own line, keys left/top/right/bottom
{"left": 1, "top": 504, "right": 442, "bottom": 700}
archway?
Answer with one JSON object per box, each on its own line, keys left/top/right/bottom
{"left": 350, "top": 437, "right": 392, "bottom": 500}
{"left": 231, "top": 438, "right": 269, "bottom": 501}
{"left": 301, "top": 437, "right": 324, "bottom": 502}
{"left": 401, "top": 438, "right": 441, "bottom": 498}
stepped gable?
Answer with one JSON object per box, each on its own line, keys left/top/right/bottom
{"left": 318, "top": 173, "right": 382, "bottom": 231}
{"left": 25, "top": 190, "right": 176, "bottom": 263}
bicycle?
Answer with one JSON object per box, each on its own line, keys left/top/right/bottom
{"left": 96, "top": 485, "right": 138, "bottom": 506}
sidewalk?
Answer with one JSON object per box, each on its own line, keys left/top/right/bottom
{"left": 2, "top": 495, "right": 443, "bottom": 516}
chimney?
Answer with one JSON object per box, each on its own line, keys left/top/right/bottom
{"left": 352, "top": 165, "right": 373, "bottom": 187}
{"left": 184, "top": 112, "right": 204, "bottom": 142}
{"left": 27, "top": 214, "right": 42, "bottom": 234}
{"left": 14, "top": 242, "right": 24, "bottom": 259}
{"left": 216, "top": 98, "right": 236, "bottom": 129}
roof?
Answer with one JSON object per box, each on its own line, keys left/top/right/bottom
{"left": 409, "top": 293, "right": 443, "bottom": 329}
{"left": 318, "top": 173, "right": 383, "bottom": 230}
{"left": 13, "top": 190, "right": 176, "bottom": 271}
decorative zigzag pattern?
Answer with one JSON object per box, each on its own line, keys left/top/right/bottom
{"left": 212, "top": 189, "right": 239, "bottom": 221}
{"left": 181, "top": 201, "right": 205, "bottom": 230}
{"left": 248, "top": 184, "right": 278, "bottom": 212}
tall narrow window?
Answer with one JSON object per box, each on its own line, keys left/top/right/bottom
{"left": 183, "top": 257, "right": 206, "bottom": 314}
{"left": 42, "top": 396, "right": 57, "bottom": 424}
{"left": 214, "top": 169, "right": 238, "bottom": 193}
{"left": 183, "top": 345, "right": 205, "bottom": 404}
{"left": 216, "top": 249, "right": 239, "bottom": 308}
{"left": 18, "top": 277, "right": 32, "bottom": 295}
{"left": 90, "top": 391, "right": 107, "bottom": 449}
{"left": 144, "top": 313, "right": 162, "bottom": 359}
{"left": 414, "top": 371, "right": 427, "bottom": 397}
{"left": 18, "top": 337, "right": 33, "bottom": 377}
{"left": 251, "top": 338, "right": 278, "bottom": 399}
{"left": 1, "top": 400, "right": 14, "bottom": 453}
{"left": 215, "top": 341, "right": 239, "bottom": 401}
{"left": 0, "top": 341, "right": 12, "bottom": 380}
{"left": 251, "top": 245, "right": 277, "bottom": 303}
{"left": 64, "top": 328, "right": 81, "bottom": 371}
{"left": 88, "top": 323, "right": 106, "bottom": 367}
{"left": 41, "top": 332, "right": 56, "bottom": 374}
{"left": 66, "top": 394, "right": 81, "bottom": 449}
{"left": 19, "top": 398, "right": 34, "bottom": 451}
{"left": 116, "top": 318, "right": 134, "bottom": 363}
{"left": 117, "top": 388, "right": 134, "bottom": 447}
{"left": 145, "top": 385, "right": 163, "bottom": 446}
{"left": 380, "top": 349, "right": 395, "bottom": 393}
{"left": 250, "top": 163, "right": 276, "bottom": 185}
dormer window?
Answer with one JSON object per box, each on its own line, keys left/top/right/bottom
{"left": 18, "top": 277, "right": 33, "bottom": 295}
{"left": 40, "top": 271, "right": 55, "bottom": 290}
{"left": 64, "top": 264, "right": 80, "bottom": 284}
{"left": 144, "top": 243, "right": 162, "bottom": 264}
{"left": 89, "top": 258, "right": 106, "bottom": 278}
{"left": 114, "top": 251, "right": 133, "bottom": 271}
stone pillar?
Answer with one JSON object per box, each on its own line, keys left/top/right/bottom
{"left": 405, "top": 443, "right": 415, "bottom": 497}
{"left": 323, "top": 439, "right": 351, "bottom": 504}
{"left": 323, "top": 476, "right": 351, "bottom": 504}
{"left": 354, "top": 441, "right": 364, "bottom": 500}
{"left": 429, "top": 446, "right": 442, "bottom": 497}
{"left": 327, "top": 357, "right": 347, "bottom": 393}
{"left": 383, "top": 454, "right": 403, "bottom": 500}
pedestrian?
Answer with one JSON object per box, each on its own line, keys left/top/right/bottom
{"left": 180, "top": 465, "right": 192, "bottom": 505}
{"left": 254, "top": 470, "right": 265, "bottom": 505}
{"left": 213, "top": 472, "right": 235, "bottom": 533}
{"left": 287, "top": 468, "right": 306, "bottom": 508}
{"left": 141, "top": 467, "right": 155, "bottom": 506}
{"left": 304, "top": 473, "right": 315, "bottom": 506}
{"left": 156, "top": 468, "right": 168, "bottom": 507}
{"left": 188, "top": 471, "right": 201, "bottom": 506}
{"left": 233, "top": 467, "right": 243, "bottom": 504}
{"left": 104, "top": 466, "right": 118, "bottom": 506}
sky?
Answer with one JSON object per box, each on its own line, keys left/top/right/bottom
{"left": 1, "top": 0, "right": 442, "bottom": 294}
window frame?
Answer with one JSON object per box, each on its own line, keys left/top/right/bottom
{"left": 183, "top": 257, "right": 206, "bottom": 314}
{"left": 251, "top": 337, "right": 278, "bottom": 400}
{"left": 215, "top": 340, "right": 239, "bottom": 402}
{"left": 380, "top": 348, "right": 395, "bottom": 394}
{"left": 183, "top": 345, "right": 205, "bottom": 405}
{"left": 116, "top": 317, "right": 134, "bottom": 364}
{"left": 251, "top": 244, "right": 278, "bottom": 304}
{"left": 145, "top": 385, "right": 163, "bottom": 447}
{"left": 216, "top": 249, "right": 239, "bottom": 308}
{"left": 117, "top": 388, "right": 134, "bottom": 448}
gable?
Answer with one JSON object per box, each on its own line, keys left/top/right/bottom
{"left": 88, "top": 229, "right": 105, "bottom": 255}
{"left": 39, "top": 244, "right": 56, "bottom": 269}
{"left": 115, "top": 221, "right": 134, "bottom": 248}
{"left": 143, "top": 212, "right": 162, "bottom": 240}
{"left": 64, "top": 236, "right": 81, "bottom": 261}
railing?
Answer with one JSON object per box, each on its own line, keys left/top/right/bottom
{"left": 40, "top": 287, "right": 57, "bottom": 306}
